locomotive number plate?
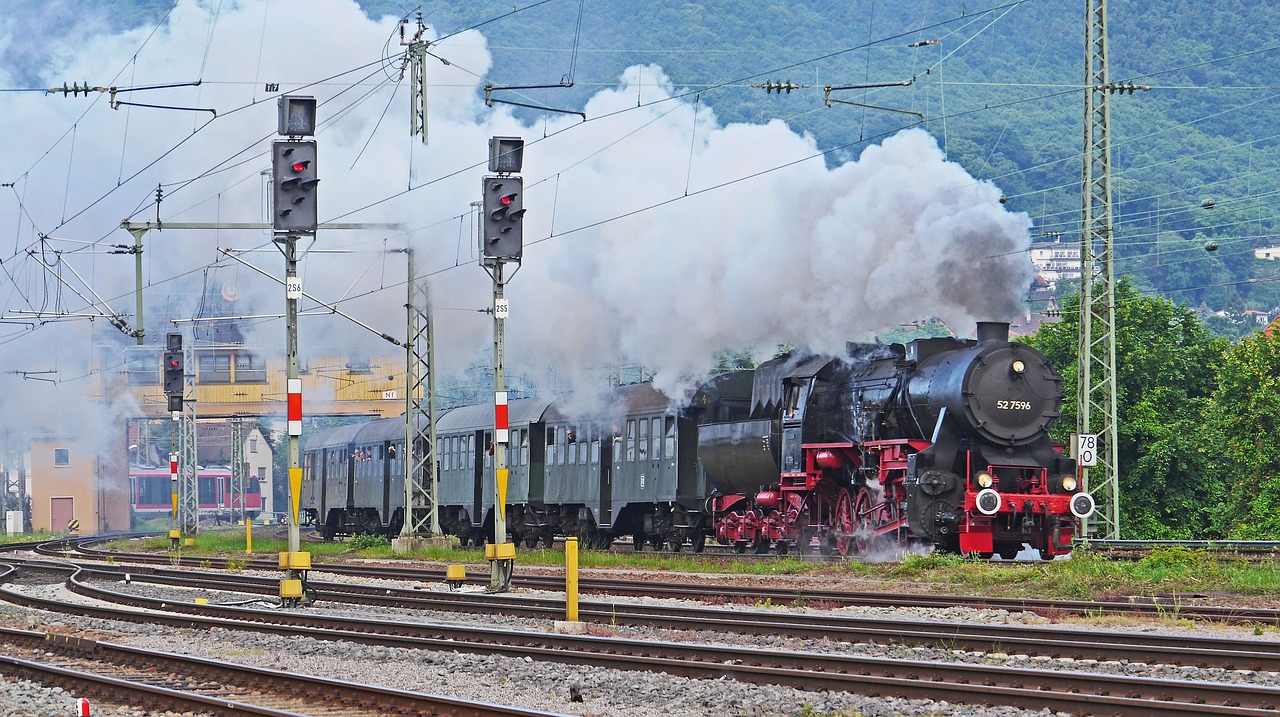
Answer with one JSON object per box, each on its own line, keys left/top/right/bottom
{"left": 996, "top": 400, "right": 1032, "bottom": 410}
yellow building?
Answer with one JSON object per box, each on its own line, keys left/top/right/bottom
{"left": 119, "top": 344, "right": 414, "bottom": 420}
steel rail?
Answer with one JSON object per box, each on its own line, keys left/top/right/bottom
{"left": 1, "top": 564, "right": 1277, "bottom": 715}
{"left": 46, "top": 560, "right": 1280, "bottom": 673}
{"left": 30, "top": 538, "right": 1280, "bottom": 623}
{"left": 0, "top": 625, "right": 563, "bottom": 717}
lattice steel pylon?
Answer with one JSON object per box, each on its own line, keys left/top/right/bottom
{"left": 230, "top": 417, "right": 246, "bottom": 523}
{"left": 401, "top": 248, "right": 439, "bottom": 537}
{"left": 403, "top": 13, "right": 429, "bottom": 145}
{"left": 178, "top": 351, "right": 199, "bottom": 535}
{"left": 1078, "top": 0, "right": 1120, "bottom": 539}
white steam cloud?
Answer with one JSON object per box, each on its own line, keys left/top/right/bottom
{"left": 0, "top": 0, "right": 1034, "bottom": 443}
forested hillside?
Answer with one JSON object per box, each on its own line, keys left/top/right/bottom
{"left": 352, "top": 0, "right": 1280, "bottom": 315}
{"left": 39, "top": 1, "right": 1280, "bottom": 315}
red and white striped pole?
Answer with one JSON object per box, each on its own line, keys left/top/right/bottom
{"left": 287, "top": 378, "right": 303, "bottom": 527}
{"left": 494, "top": 391, "right": 509, "bottom": 520}
{"left": 169, "top": 452, "right": 179, "bottom": 548}
{"left": 78, "top": 697, "right": 91, "bottom": 716}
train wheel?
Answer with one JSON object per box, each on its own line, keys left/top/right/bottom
{"left": 523, "top": 533, "right": 538, "bottom": 549}
{"left": 733, "top": 541, "right": 747, "bottom": 554}
{"left": 832, "top": 488, "right": 855, "bottom": 556}
{"left": 853, "top": 489, "right": 875, "bottom": 554}
{"left": 775, "top": 541, "right": 790, "bottom": 556}
{"left": 752, "top": 536, "right": 770, "bottom": 554}
{"left": 631, "top": 533, "right": 644, "bottom": 550}
{"left": 691, "top": 533, "right": 706, "bottom": 553}
{"left": 669, "top": 538, "right": 683, "bottom": 553}
{"left": 542, "top": 531, "right": 554, "bottom": 548}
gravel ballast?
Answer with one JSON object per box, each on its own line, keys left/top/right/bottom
{"left": 1, "top": 565, "right": 1276, "bottom": 717}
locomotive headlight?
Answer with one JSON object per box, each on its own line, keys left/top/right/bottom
{"left": 1011, "top": 359, "right": 1026, "bottom": 374}
{"left": 1060, "top": 474, "right": 1078, "bottom": 492}
{"left": 975, "top": 471, "right": 994, "bottom": 488}
{"left": 975, "top": 488, "right": 1002, "bottom": 516}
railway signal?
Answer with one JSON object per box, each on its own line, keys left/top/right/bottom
{"left": 482, "top": 176, "right": 525, "bottom": 260}
{"left": 272, "top": 140, "right": 319, "bottom": 233}
{"left": 162, "top": 333, "right": 183, "bottom": 411}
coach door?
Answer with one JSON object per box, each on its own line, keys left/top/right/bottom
{"left": 598, "top": 427, "right": 613, "bottom": 527}
{"left": 471, "top": 429, "right": 486, "bottom": 529}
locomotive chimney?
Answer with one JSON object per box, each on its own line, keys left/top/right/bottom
{"left": 976, "top": 321, "right": 1010, "bottom": 343}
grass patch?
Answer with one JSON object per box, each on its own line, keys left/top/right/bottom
{"left": 0, "top": 531, "right": 58, "bottom": 544}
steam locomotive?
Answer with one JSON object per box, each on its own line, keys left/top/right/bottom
{"left": 301, "top": 321, "right": 1093, "bottom": 558}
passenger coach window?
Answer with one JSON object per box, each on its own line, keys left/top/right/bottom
{"left": 651, "top": 418, "right": 662, "bottom": 459}
{"left": 557, "top": 427, "right": 566, "bottom": 465}
{"left": 626, "top": 420, "right": 636, "bottom": 462}
{"left": 591, "top": 435, "right": 600, "bottom": 464}
{"left": 568, "top": 427, "right": 578, "bottom": 465}
{"left": 579, "top": 427, "right": 589, "bottom": 465}
{"left": 665, "top": 417, "right": 676, "bottom": 458}
{"left": 638, "top": 419, "right": 649, "bottom": 460}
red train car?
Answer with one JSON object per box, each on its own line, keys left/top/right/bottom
{"left": 130, "top": 465, "right": 262, "bottom": 520}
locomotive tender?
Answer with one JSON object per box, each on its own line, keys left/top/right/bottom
{"left": 301, "top": 321, "right": 1093, "bottom": 558}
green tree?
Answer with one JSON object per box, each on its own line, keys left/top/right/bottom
{"left": 1206, "top": 330, "right": 1280, "bottom": 538}
{"left": 1027, "top": 279, "right": 1229, "bottom": 539}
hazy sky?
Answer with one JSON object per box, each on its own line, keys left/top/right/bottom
{"left": 0, "top": 0, "right": 1034, "bottom": 438}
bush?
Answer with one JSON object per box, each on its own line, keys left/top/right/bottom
{"left": 350, "top": 533, "right": 391, "bottom": 550}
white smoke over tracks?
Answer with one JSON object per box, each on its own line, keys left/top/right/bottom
{"left": 507, "top": 66, "right": 1034, "bottom": 399}
{"left": 0, "top": 0, "right": 1034, "bottom": 443}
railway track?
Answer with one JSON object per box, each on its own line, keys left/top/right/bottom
{"left": 0, "top": 624, "right": 565, "bottom": 717}
{"left": 3, "top": 559, "right": 1280, "bottom": 715}
{"left": 23, "top": 536, "right": 1280, "bottom": 623}
{"left": 37, "top": 560, "right": 1280, "bottom": 672}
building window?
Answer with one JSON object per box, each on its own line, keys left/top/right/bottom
{"left": 125, "top": 347, "right": 162, "bottom": 385}
{"left": 234, "top": 353, "right": 268, "bottom": 383}
{"left": 197, "top": 352, "right": 233, "bottom": 384}
{"left": 249, "top": 437, "right": 258, "bottom": 454}
{"left": 54, "top": 448, "right": 69, "bottom": 466}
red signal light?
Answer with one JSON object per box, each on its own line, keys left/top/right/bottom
{"left": 500, "top": 193, "right": 515, "bottom": 206}
{"left": 291, "top": 161, "right": 309, "bottom": 172}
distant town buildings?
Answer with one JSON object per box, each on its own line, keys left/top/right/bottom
{"left": 1028, "top": 238, "right": 1082, "bottom": 288}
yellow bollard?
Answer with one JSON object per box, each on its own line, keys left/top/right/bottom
{"left": 245, "top": 516, "right": 253, "bottom": 555}
{"left": 566, "top": 536, "right": 579, "bottom": 622}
